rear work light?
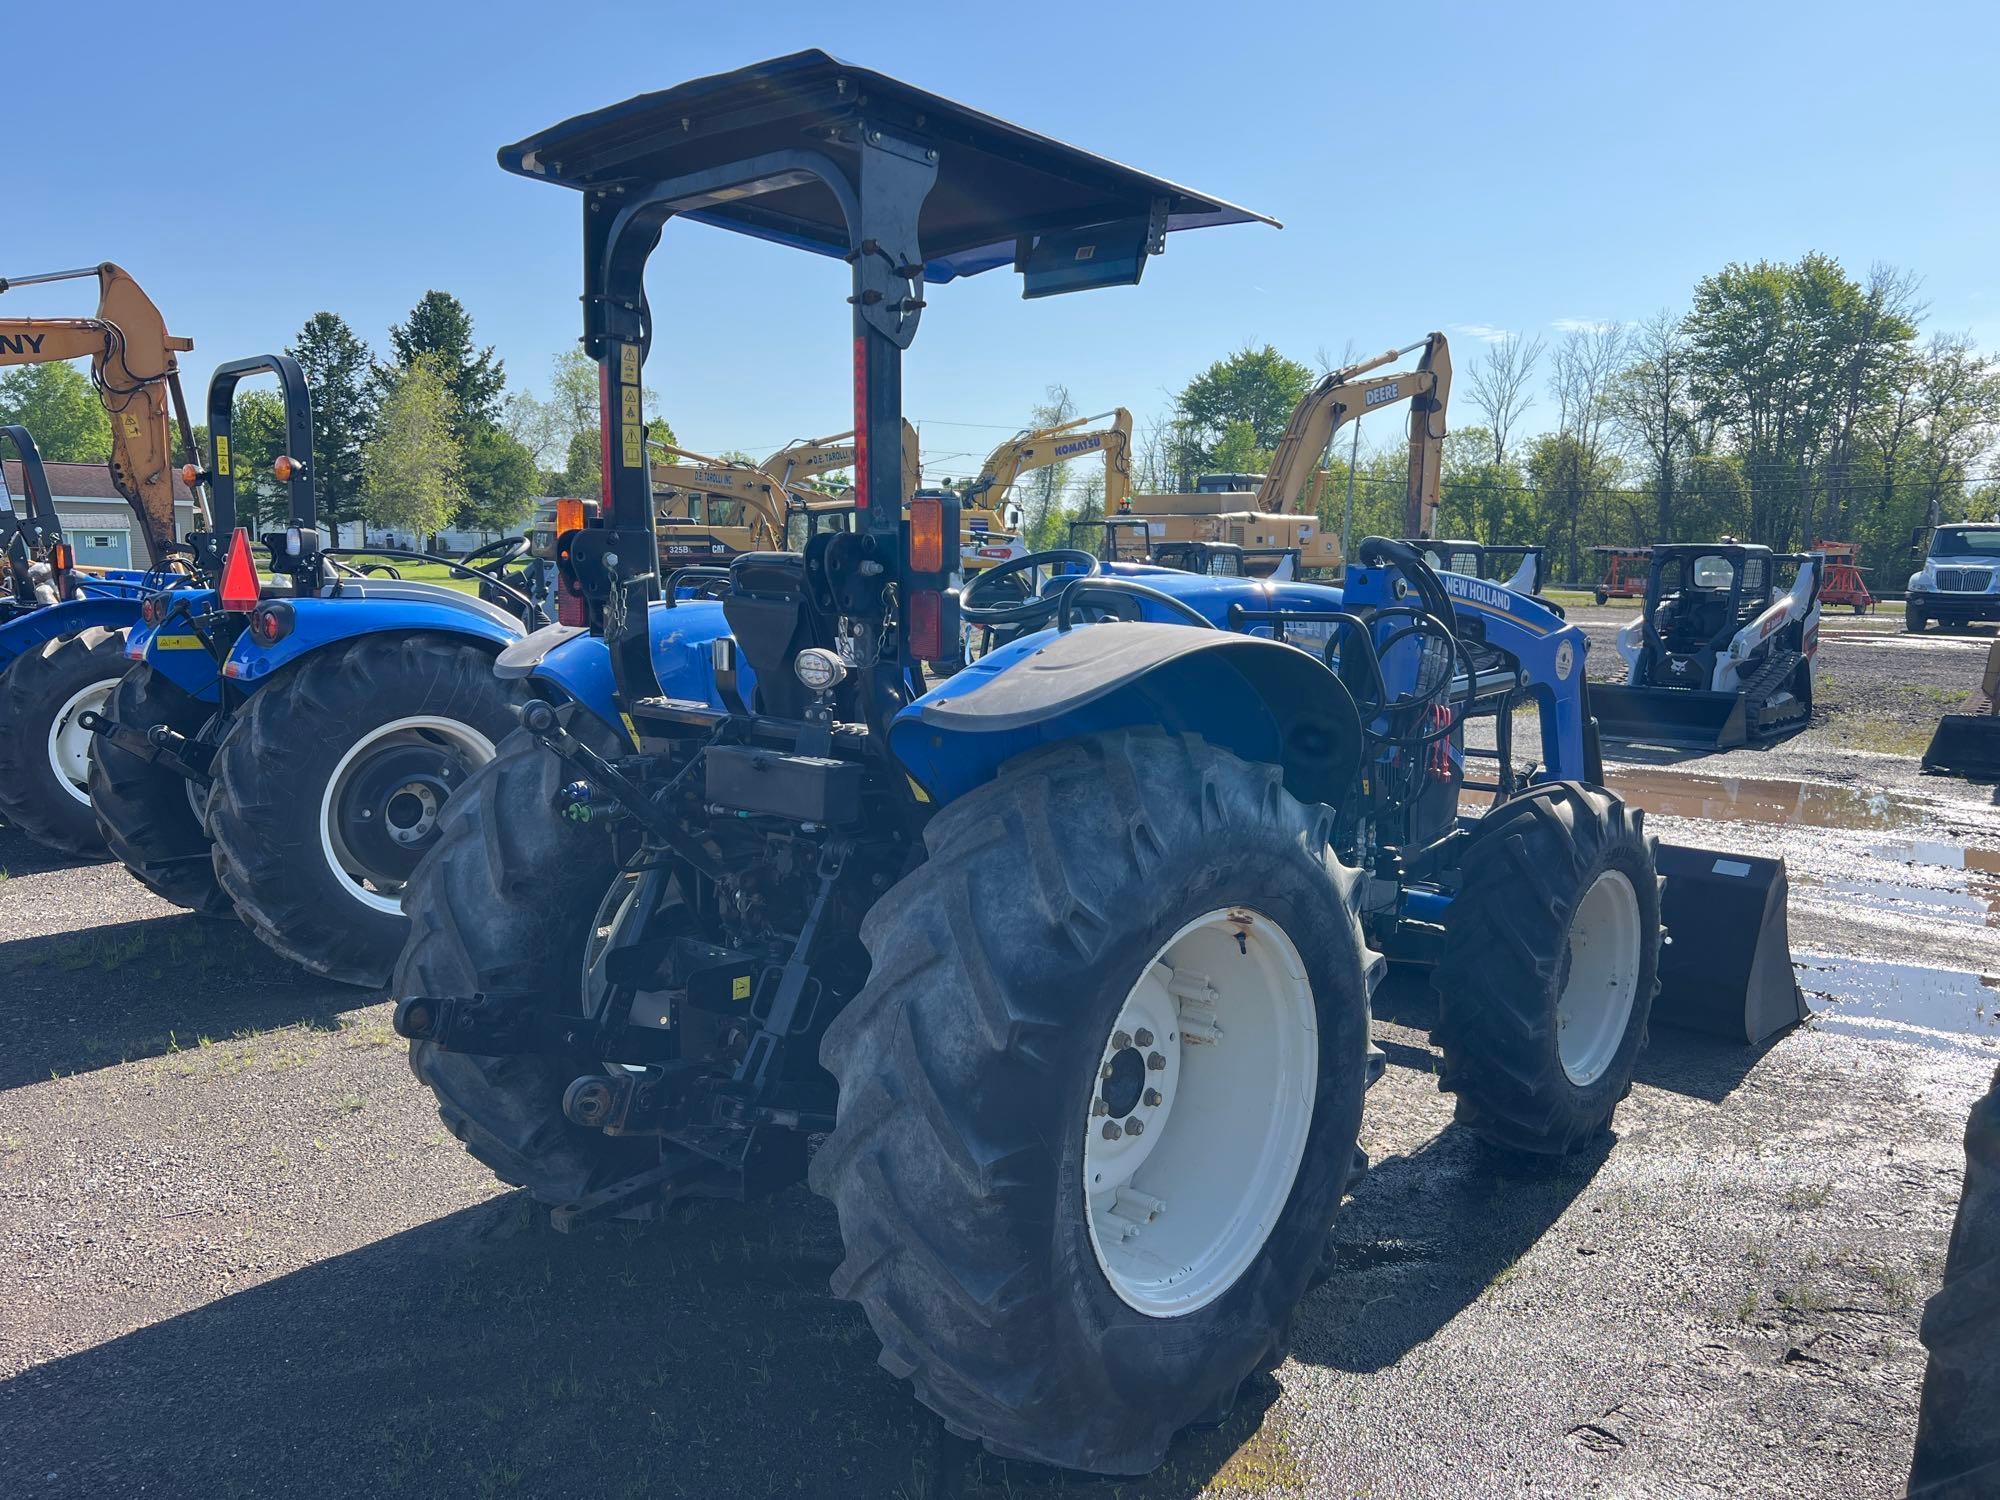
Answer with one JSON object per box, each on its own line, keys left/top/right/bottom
{"left": 218, "top": 527, "right": 261, "bottom": 612}
{"left": 249, "top": 601, "right": 294, "bottom": 646}
{"left": 907, "top": 587, "right": 944, "bottom": 661}
{"left": 908, "top": 495, "right": 945, "bottom": 574}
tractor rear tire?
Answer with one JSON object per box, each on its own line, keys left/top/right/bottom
{"left": 88, "top": 662, "right": 232, "bottom": 913}
{"left": 813, "top": 730, "right": 1374, "bottom": 1474}
{"left": 207, "top": 633, "right": 526, "bottom": 988}
{"left": 0, "top": 626, "right": 128, "bottom": 855}
{"left": 393, "top": 722, "right": 654, "bottom": 1203}
{"left": 1432, "top": 782, "right": 1660, "bottom": 1156}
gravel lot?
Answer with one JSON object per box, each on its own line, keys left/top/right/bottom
{"left": 2, "top": 659, "right": 1996, "bottom": 1497}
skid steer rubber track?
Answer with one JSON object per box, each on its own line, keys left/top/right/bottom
{"left": 1741, "top": 649, "right": 1809, "bottom": 740}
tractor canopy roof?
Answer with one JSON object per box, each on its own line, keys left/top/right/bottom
{"left": 497, "top": 50, "right": 1277, "bottom": 283}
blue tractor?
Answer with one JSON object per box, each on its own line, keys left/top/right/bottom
{"left": 389, "top": 55, "right": 1801, "bottom": 1476}
{"left": 0, "top": 423, "right": 167, "bottom": 854}
{"left": 86, "top": 354, "right": 550, "bottom": 986}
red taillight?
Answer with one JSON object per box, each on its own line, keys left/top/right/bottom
{"left": 250, "top": 602, "right": 293, "bottom": 645}
{"left": 908, "top": 495, "right": 944, "bottom": 573}
{"left": 851, "top": 339, "right": 869, "bottom": 511}
{"left": 140, "top": 596, "right": 162, "bottom": 626}
{"left": 908, "top": 587, "right": 943, "bottom": 660}
{"left": 219, "top": 527, "right": 261, "bottom": 612}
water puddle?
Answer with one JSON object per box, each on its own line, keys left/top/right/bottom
{"left": 1601, "top": 768, "right": 1930, "bottom": 832}
{"left": 1794, "top": 952, "right": 2000, "bottom": 1053}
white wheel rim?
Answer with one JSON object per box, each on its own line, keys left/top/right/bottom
{"left": 46, "top": 677, "right": 118, "bottom": 804}
{"left": 1557, "top": 869, "right": 1642, "bottom": 1087}
{"left": 318, "top": 715, "right": 496, "bottom": 914}
{"left": 1083, "top": 907, "right": 1318, "bottom": 1318}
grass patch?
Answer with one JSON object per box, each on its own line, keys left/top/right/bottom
{"left": 335, "top": 554, "right": 482, "bottom": 596}
{"left": 1784, "top": 1182, "right": 1832, "bottom": 1212}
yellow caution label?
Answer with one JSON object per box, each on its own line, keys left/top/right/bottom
{"left": 620, "top": 344, "right": 639, "bottom": 383}
{"left": 731, "top": 974, "right": 751, "bottom": 1002}
{"left": 620, "top": 386, "right": 640, "bottom": 424}
{"left": 618, "top": 712, "right": 641, "bottom": 747}
{"left": 214, "top": 436, "right": 230, "bottom": 476}
{"left": 152, "top": 632, "right": 204, "bottom": 651}
{"left": 621, "top": 423, "right": 644, "bottom": 469}
{"left": 906, "top": 775, "right": 931, "bottom": 804}
{"left": 121, "top": 412, "right": 142, "bottom": 440}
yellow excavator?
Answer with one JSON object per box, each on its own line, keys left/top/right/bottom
{"left": 0, "top": 263, "right": 204, "bottom": 565}
{"left": 1116, "top": 333, "right": 1452, "bottom": 574}
{"left": 956, "top": 409, "right": 1131, "bottom": 569}
{"left": 652, "top": 424, "right": 927, "bottom": 563}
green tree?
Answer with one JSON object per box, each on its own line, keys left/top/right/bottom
{"left": 517, "top": 349, "right": 673, "bottom": 497}
{"left": 0, "top": 362, "right": 111, "bottom": 462}
{"left": 1168, "top": 346, "right": 1313, "bottom": 486}
{"left": 363, "top": 358, "right": 464, "bottom": 541}
{"left": 224, "top": 390, "right": 293, "bottom": 533}
{"left": 388, "top": 292, "right": 505, "bottom": 434}
{"left": 458, "top": 425, "right": 538, "bottom": 532}
{"left": 1684, "top": 253, "right": 1918, "bottom": 546}
{"left": 289, "top": 312, "right": 376, "bottom": 533}
{"left": 1018, "top": 384, "right": 1078, "bottom": 549}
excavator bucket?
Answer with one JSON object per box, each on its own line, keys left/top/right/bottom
{"left": 1590, "top": 683, "right": 1749, "bottom": 750}
{"left": 1650, "top": 843, "right": 1808, "bottom": 1045}
{"left": 1923, "top": 716, "right": 2000, "bottom": 780}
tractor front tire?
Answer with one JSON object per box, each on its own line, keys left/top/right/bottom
{"left": 393, "top": 723, "right": 654, "bottom": 1203}
{"left": 1432, "top": 782, "right": 1660, "bottom": 1156}
{"left": 1907, "top": 601, "right": 1928, "bottom": 633}
{"left": 1593, "top": 589, "right": 1609, "bottom": 606}
{"left": 88, "top": 662, "right": 231, "bottom": 913}
{"left": 0, "top": 626, "right": 128, "bottom": 855}
{"left": 207, "top": 633, "right": 526, "bottom": 988}
{"left": 813, "top": 730, "right": 1374, "bottom": 1474}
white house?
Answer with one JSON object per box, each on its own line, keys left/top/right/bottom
{"left": 1, "top": 459, "right": 199, "bottom": 569}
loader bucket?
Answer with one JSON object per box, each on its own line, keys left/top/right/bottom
{"left": 1922, "top": 715, "right": 2000, "bottom": 780}
{"left": 1651, "top": 843, "right": 1807, "bottom": 1045}
{"left": 1590, "top": 683, "right": 1748, "bottom": 750}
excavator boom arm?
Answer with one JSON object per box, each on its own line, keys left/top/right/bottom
{"left": 973, "top": 408, "right": 1133, "bottom": 519}
{"left": 0, "top": 263, "right": 198, "bottom": 564}
{"left": 1257, "top": 332, "right": 1451, "bottom": 536}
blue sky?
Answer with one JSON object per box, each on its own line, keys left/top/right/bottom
{"left": 10, "top": 1, "right": 1998, "bottom": 478}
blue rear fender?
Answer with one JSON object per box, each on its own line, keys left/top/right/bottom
{"left": 891, "top": 621, "right": 1362, "bottom": 810}
{"left": 498, "top": 601, "right": 757, "bottom": 741}
{"left": 221, "top": 586, "right": 524, "bottom": 687}
{"left": 127, "top": 586, "right": 225, "bottom": 701}
{"left": 0, "top": 596, "right": 145, "bottom": 674}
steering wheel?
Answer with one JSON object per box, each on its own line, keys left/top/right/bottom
{"left": 460, "top": 535, "right": 531, "bottom": 574}
{"left": 960, "top": 549, "right": 1101, "bottom": 632}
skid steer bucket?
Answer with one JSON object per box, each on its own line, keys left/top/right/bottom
{"left": 1923, "top": 715, "right": 2000, "bottom": 779}
{"left": 1591, "top": 683, "right": 1748, "bottom": 750}
{"left": 1651, "top": 843, "right": 1807, "bottom": 1045}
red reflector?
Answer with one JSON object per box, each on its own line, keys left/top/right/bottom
{"left": 219, "top": 527, "right": 261, "bottom": 612}
{"left": 851, "top": 339, "right": 869, "bottom": 511}
{"left": 908, "top": 588, "right": 943, "bottom": 660}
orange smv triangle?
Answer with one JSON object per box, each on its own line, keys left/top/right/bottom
{"left": 218, "top": 527, "right": 261, "bottom": 612}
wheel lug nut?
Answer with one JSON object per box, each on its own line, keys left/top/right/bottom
{"left": 1134, "top": 1028, "right": 1153, "bottom": 1048}
{"left": 1092, "top": 1099, "right": 1109, "bottom": 1116}
{"left": 1124, "top": 1117, "right": 1144, "bottom": 1136}
{"left": 1102, "top": 1121, "right": 1122, "bottom": 1141}
{"left": 1112, "top": 1030, "right": 1132, "bottom": 1050}
{"left": 1147, "top": 1051, "right": 1165, "bottom": 1071}
{"left": 1143, "top": 1088, "right": 1162, "bottom": 1107}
